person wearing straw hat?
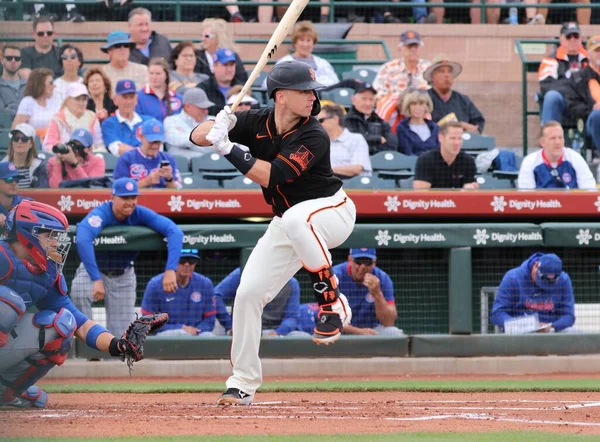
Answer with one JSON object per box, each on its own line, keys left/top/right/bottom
{"left": 425, "top": 56, "right": 485, "bottom": 134}
{"left": 101, "top": 31, "right": 148, "bottom": 95}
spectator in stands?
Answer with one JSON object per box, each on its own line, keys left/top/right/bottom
{"left": 272, "top": 21, "right": 339, "bottom": 87}
{"left": 12, "top": 67, "right": 60, "bottom": 139}
{"left": 257, "top": 0, "right": 331, "bottom": 24}
{"left": 334, "top": 248, "right": 402, "bottom": 336}
{"left": 52, "top": 44, "right": 84, "bottom": 104}
{"left": 101, "top": 31, "right": 148, "bottom": 95}
{"left": 136, "top": 58, "right": 183, "bottom": 123}
{"left": 101, "top": 79, "right": 152, "bottom": 157}
{"left": 535, "top": 0, "right": 590, "bottom": 26}
{"left": 345, "top": 82, "right": 398, "bottom": 155}
{"left": 0, "top": 45, "right": 26, "bottom": 121}
{"left": 215, "top": 268, "right": 300, "bottom": 337}
{"left": 198, "top": 49, "right": 241, "bottom": 117}
{"left": 491, "top": 253, "right": 576, "bottom": 333}
{"left": 195, "top": 19, "right": 247, "bottom": 86}
{"left": 113, "top": 118, "right": 181, "bottom": 189}
{"left": 3, "top": 123, "right": 48, "bottom": 188}
{"left": 318, "top": 104, "right": 372, "bottom": 178}
{"left": 425, "top": 57, "right": 485, "bottom": 134}
{"left": 164, "top": 88, "right": 215, "bottom": 160}
{"left": 226, "top": 85, "right": 259, "bottom": 111}
{"left": 396, "top": 88, "right": 440, "bottom": 156}
{"left": 169, "top": 42, "right": 209, "bottom": 95}
{"left": 142, "top": 248, "right": 216, "bottom": 336}
{"left": 413, "top": 121, "right": 478, "bottom": 189}
{"left": 84, "top": 67, "right": 116, "bottom": 123}
{"left": 0, "top": 162, "right": 26, "bottom": 233}
{"left": 517, "top": 121, "right": 595, "bottom": 190}
{"left": 43, "top": 83, "right": 105, "bottom": 153}
{"left": 46, "top": 128, "right": 106, "bottom": 188}
{"left": 71, "top": 177, "right": 183, "bottom": 336}
{"left": 127, "top": 7, "right": 172, "bottom": 67}
{"left": 18, "top": 17, "right": 61, "bottom": 80}
{"left": 538, "top": 22, "right": 588, "bottom": 125}
{"left": 374, "top": 31, "right": 431, "bottom": 125}
{"left": 31, "top": 1, "right": 85, "bottom": 22}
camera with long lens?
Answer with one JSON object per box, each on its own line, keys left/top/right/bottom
{"left": 52, "top": 140, "right": 84, "bottom": 155}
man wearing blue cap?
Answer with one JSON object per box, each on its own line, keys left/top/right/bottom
{"left": 0, "top": 162, "right": 27, "bottom": 234}
{"left": 113, "top": 118, "right": 181, "bottom": 189}
{"left": 197, "top": 48, "right": 242, "bottom": 116}
{"left": 101, "top": 31, "right": 148, "bottom": 96}
{"left": 491, "top": 253, "right": 576, "bottom": 333}
{"left": 71, "top": 177, "right": 183, "bottom": 336}
{"left": 141, "top": 248, "right": 217, "bottom": 336}
{"left": 101, "top": 79, "right": 153, "bottom": 157}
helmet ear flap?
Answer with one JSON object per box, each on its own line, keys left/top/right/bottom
{"left": 311, "top": 90, "right": 321, "bottom": 116}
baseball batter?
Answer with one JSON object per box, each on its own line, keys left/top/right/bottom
{"left": 191, "top": 60, "right": 356, "bottom": 405}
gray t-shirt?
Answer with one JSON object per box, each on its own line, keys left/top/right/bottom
{"left": 20, "top": 45, "right": 62, "bottom": 77}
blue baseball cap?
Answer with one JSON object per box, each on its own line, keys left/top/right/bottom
{"left": 70, "top": 128, "right": 93, "bottom": 148}
{"left": 112, "top": 177, "right": 139, "bottom": 197}
{"left": 350, "top": 248, "right": 377, "bottom": 260}
{"left": 213, "top": 48, "right": 236, "bottom": 64}
{"left": 115, "top": 79, "right": 137, "bottom": 95}
{"left": 180, "top": 248, "right": 200, "bottom": 259}
{"left": 140, "top": 118, "right": 165, "bottom": 142}
{"left": 0, "top": 162, "right": 19, "bottom": 180}
{"left": 101, "top": 31, "right": 134, "bottom": 53}
{"left": 538, "top": 253, "right": 562, "bottom": 278}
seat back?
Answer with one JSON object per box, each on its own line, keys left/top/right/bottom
{"left": 319, "top": 88, "right": 354, "bottom": 110}
{"left": 370, "top": 151, "right": 417, "bottom": 172}
{"left": 461, "top": 132, "right": 496, "bottom": 152}
{"left": 477, "top": 175, "right": 515, "bottom": 189}
{"left": 95, "top": 152, "right": 118, "bottom": 174}
{"left": 343, "top": 175, "right": 396, "bottom": 190}
{"left": 221, "top": 175, "right": 261, "bottom": 189}
{"left": 341, "top": 68, "right": 377, "bottom": 84}
{"left": 181, "top": 174, "right": 222, "bottom": 189}
{"left": 0, "top": 111, "right": 13, "bottom": 130}
{"left": 171, "top": 154, "right": 190, "bottom": 176}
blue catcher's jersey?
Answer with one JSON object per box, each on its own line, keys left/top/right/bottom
{"left": 0, "top": 240, "right": 88, "bottom": 328}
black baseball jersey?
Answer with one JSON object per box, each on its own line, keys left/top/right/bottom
{"left": 414, "top": 148, "right": 477, "bottom": 189}
{"left": 229, "top": 108, "right": 342, "bottom": 215}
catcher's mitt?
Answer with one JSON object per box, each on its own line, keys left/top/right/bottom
{"left": 118, "top": 312, "right": 168, "bottom": 372}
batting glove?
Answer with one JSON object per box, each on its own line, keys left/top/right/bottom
{"left": 215, "top": 106, "right": 237, "bottom": 131}
{"left": 206, "top": 123, "right": 234, "bottom": 155}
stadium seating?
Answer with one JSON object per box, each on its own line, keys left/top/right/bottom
{"left": 172, "top": 154, "right": 191, "bottom": 176}
{"left": 0, "top": 111, "right": 12, "bottom": 130}
{"left": 221, "top": 175, "right": 261, "bottom": 189}
{"left": 180, "top": 174, "right": 222, "bottom": 189}
{"left": 190, "top": 152, "right": 241, "bottom": 180}
{"left": 95, "top": 151, "right": 118, "bottom": 175}
{"left": 462, "top": 132, "right": 496, "bottom": 156}
{"left": 320, "top": 88, "right": 354, "bottom": 110}
{"left": 342, "top": 68, "right": 377, "bottom": 84}
{"left": 477, "top": 175, "right": 515, "bottom": 189}
{"left": 344, "top": 175, "right": 396, "bottom": 190}
{"left": 0, "top": 130, "right": 10, "bottom": 157}
{"left": 369, "top": 151, "right": 417, "bottom": 179}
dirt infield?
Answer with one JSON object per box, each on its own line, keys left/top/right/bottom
{"left": 2, "top": 391, "right": 600, "bottom": 437}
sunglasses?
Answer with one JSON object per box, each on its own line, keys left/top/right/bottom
{"left": 12, "top": 135, "right": 30, "bottom": 143}
{"left": 353, "top": 257, "right": 374, "bottom": 266}
{"left": 566, "top": 34, "right": 580, "bottom": 40}
{"left": 537, "top": 270, "right": 559, "bottom": 283}
{"left": 318, "top": 116, "right": 333, "bottom": 123}
{"left": 111, "top": 43, "right": 130, "bottom": 49}
{"left": 36, "top": 30, "right": 54, "bottom": 37}
{"left": 180, "top": 257, "right": 199, "bottom": 265}
{"left": 2, "top": 176, "right": 20, "bottom": 184}
{"left": 203, "top": 33, "right": 216, "bottom": 39}
{"left": 61, "top": 54, "right": 78, "bottom": 60}
{"left": 4, "top": 55, "right": 21, "bottom": 62}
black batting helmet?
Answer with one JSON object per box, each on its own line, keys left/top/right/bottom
{"left": 267, "top": 60, "right": 324, "bottom": 115}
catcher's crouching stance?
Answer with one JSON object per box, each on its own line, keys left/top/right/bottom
{"left": 0, "top": 200, "right": 168, "bottom": 409}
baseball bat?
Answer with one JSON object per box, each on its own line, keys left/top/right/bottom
{"left": 229, "top": 0, "right": 311, "bottom": 112}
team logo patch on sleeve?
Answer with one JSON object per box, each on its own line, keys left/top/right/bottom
{"left": 191, "top": 291, "right": 202, "bottom": 303}
{"left": 289, "top": 145, "right": 314, "bottom": 172}
{"left": 88, "top": 215, "right": 103, "bottom": 228}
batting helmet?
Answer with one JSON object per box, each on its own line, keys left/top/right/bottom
{"left": 267, "top": 60, "right": 324, "bottom": 116}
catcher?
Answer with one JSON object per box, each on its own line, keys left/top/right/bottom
{"left": 0, "top": 200, "right": 168, "bottom": 409}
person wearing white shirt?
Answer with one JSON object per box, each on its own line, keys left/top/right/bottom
{"left": 318, "top": 104, "right": 372, "bottom": 178}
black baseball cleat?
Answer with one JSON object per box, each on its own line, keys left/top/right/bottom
{"left": 312, "top": 293, "right": 351, "bottom": 345}
{"left": 216, "top": 388, "right": 254, "bottom": 405}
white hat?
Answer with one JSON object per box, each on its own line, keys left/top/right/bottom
{"left": 66, "top": 82, "right": 89, "bottom": 98}
{"left": 226, "top": 93, "right": 258, "bottom": 106}
{"left": 10, "top": 123, "right": 36, "bottom": 139}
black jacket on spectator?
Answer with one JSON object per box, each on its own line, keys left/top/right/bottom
{"left": 563, "top": 66, "right": 600, "bottom": 121}
{"left": 128, "top": 31, "right": 173, "bottom": 66}
{"left": 428, "top": 88, "right": 485, "bottom": 134}
{"left": 197, "top": 76, "right": 241, "bottom": 116}
{"left": 344, "top": 106, "right": 398, "bottom": 155}
{"left": 194, "top": 49, "right": 248, "bottom": 86}
{"left": 396, "top": 118, "right": 440, "bottom": 157}
{"left": 87, "top": 95, "right": 117, "bottom": 116}
{"left": 538, "top": 47, "right": 588, "bottom": 98}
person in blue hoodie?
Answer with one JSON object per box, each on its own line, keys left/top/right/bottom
{"left": 396, "top": 88, "right": 439, "bottom": 157}
{"left": 491, "top": 253, "right": 576, "bottom": 333}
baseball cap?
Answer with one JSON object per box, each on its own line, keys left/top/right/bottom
{"left": 140, "top": 118, "right": 165, "bottom": 142}
{"left": 350, "top": 248, "right": 377, "bottom": 260}
{"left": 183, "top": 87, "right": 215, "bottom": 109}
{"left": 112, "top": 177, "right": 139, "bottom": 197}
{"left": 213, "top": 48, "right": 236, "bottom": 64}
{"left": 537, "top": 253, "right": 562, "bottom": 280}
{"left": 354, "top": 82, "right": 377, "bottom": 95}
{"left": 400, "top": 30, "right": 423, "bottom": 46}
{"left": 70, "top": 128, "right": 93, "bottom": 148}
{"left": 101, "top": 31, "right": 134, "bottom": 53}
{"left": 10, "top": 123, "right": 35, "bottom": 139}
{"left": 66, "top": 83, "right": 89, "bottom": 99}
{"left": 560, "top": 22, "right": 581, "bottom": 36}
{"left": 115, "top": 79, "right": 137, "bottom": 95}
{"left": 180, "top": 248, "right": 201, "bottom": 259}
{"left": 0, "top": 162, "right": 20, "bottom": 180}
{"left": 587, "top": 35, "right": 600, "bottom": 52}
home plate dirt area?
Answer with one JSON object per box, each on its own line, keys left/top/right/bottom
{"left": 2, "top": 392, "right": 600, "bottom": 437}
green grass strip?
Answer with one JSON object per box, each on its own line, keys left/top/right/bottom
{"left": 40, "top": 378, "right": 600, "bottom": 394}
{"left": 2, "top": 433, "right": 600, "bottom": 442}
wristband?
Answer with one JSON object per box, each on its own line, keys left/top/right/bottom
{"left": 108, "top": 337, "right": 121, "bottom": 356}
{"left": 86, "top": 324, "right": 109, "bottom": 350}
{"left": 225, "top": 144, "right": 257, "bottom": 175}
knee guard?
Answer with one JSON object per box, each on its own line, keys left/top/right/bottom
{"left": 0, "top": 286, "right": 26, "bottom": 348}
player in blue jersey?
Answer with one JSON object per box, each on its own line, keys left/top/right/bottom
{"left": 0, "top": 162, "right": 27, "bottom": 235}
{"left": 518, "top": 121, "right": 596, "bottom": 189}
{"left": 0, "top": 200, "right": 146, "bottom": 408}
{"left": 141, "top": 248, "right": 216, "bottom": 336}
{"left": 71, "top": 177, "right": 183, "bottom": 335}
{"left": 491, "top": 253, "right": 576, "bottom": 333}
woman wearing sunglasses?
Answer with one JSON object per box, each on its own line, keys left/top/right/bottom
{"left": 1, "top": 123, "right": 48, "bottom": 189}
{"left": 53, "top": 45, "right": 84, "bottom": 104}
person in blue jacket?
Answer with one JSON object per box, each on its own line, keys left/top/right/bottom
{"left": 491, "top": 253, "right": 576, "bottom": 333}
{"left": 0, "top": 162, "right": 28, "bottom": 235}
{"left": 396, "top": 88, "right": 440, "bottom": 157}
{"left": 70, "top": 177, "right": 183, "bottom": 335}
{"left": 142, "top": 248, "right": 216, "bottom": 336}
{"left": 215, "top": 267, "right": 300, "bottom": 337}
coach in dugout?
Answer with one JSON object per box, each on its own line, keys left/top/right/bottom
{"left": 71, "top": 177, "right": 183, "bottom": 335}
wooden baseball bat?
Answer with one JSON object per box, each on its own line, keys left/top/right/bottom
{"left": 229, "top": 0, "right": 311, "bottom": 112}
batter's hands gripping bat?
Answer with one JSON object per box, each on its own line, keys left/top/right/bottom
{"left": 228, "top": 0, "right": 311, "bottom": 112}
